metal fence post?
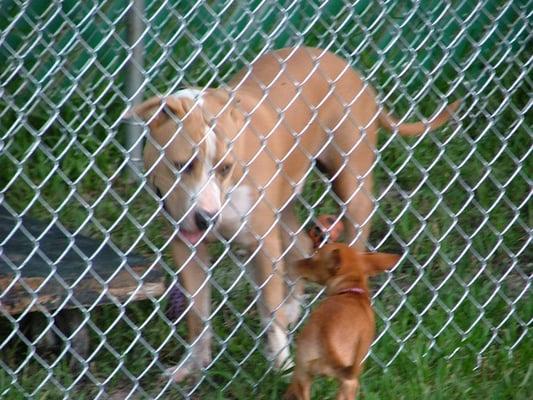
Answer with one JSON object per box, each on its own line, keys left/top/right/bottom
{"left": 126, "top": 0, "right": 145, "bottom": 179}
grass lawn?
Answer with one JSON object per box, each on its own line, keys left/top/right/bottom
{"left": 0, "top": 1, "right": 530, "bottom": 399}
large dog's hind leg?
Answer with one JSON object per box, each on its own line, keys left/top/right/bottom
{"left": 334, "top": 168, "right": 374, "bottom": 251}
{"left": 166, "top": 239, "right": 212, "bottom": 382}
{"left": 330, "top": 119, "right": 377, "bottom": 251}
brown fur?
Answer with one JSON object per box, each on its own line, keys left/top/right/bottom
{"left": 284, "top": 244, "right": 401, "bottom": 400}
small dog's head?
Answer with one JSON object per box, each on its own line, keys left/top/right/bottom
{"left": 293, "top": 243, "right": 401, "bottom": 289}
{"left": 126, "top": 89, "right": 244, "bottom": 243}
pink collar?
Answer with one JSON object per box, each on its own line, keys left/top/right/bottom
{"left": 336, "top": 287, "right": 366, "bottom": 296}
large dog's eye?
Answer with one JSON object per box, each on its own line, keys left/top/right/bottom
{"left": 174, "top": 160, "right": 194, "bottom": 174}
{"left": 217, "top": 163, "right": 232, "bottom": 177}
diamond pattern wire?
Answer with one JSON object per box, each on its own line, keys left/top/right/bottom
{"left": 0, "top": 0, "right": 531, "bottom": 398}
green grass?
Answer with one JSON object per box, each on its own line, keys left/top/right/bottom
{"left": 0, "top": 0, "right": 531, "bottom": 399}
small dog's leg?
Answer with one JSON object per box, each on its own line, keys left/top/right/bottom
{"left": 336, "top": 379, "right": 359, "bottom": 400}
{"left": 283, "top": 367, "right": 312, "bottom": 400}
{"left": 165, "top": 240, "right": 212, "bottom": 382}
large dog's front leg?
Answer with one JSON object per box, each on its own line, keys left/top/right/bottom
{"left": 251, "top": 227, "right": 292, "bottom": 370}
{"left": 279, "top": 207, "right": 313, "bottom": 326}
{"left": 165, "top": 239, "right": 212, "bottom": 382}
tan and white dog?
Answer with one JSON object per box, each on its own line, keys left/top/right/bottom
{"left": 127, "top": 47, "right": 458, "bottom": 382}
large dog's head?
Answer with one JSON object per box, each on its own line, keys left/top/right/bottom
{"left": 127, "top": 89, "right": 244, "bottom": 243}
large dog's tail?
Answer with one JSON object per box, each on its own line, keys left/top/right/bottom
{"left": 378, "top": 100, "right": 460, "bottom": 136}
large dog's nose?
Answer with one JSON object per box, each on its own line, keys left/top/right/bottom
{"left": 194, "top": 210, "right": 218, "bottom": 231}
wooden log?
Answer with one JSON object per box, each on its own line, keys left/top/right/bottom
{"left": 0, "top": 207, "right": 166, "bottom": 315}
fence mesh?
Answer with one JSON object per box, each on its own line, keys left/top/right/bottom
{"left": 0, "top": 0, "right": 531, "bottom": 399}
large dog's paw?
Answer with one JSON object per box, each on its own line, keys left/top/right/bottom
{"left": 277, "top": 355, "right": 294, "bottom": 374}
{"left": 283, "top": 295, "right": 303, "bottom": 326}
{"left": 164, "top": 352, "right": 211, "bottom": 383}
{"left": 267, "top": 325, "right": 293, "bottom": 373}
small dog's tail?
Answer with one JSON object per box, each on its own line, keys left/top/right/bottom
{"left": 378, "top": 100, "right": 460, "bottom": 136}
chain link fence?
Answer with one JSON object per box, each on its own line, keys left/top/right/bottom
{"left": 0, "top": 0, "right": 531, "bottom": 399}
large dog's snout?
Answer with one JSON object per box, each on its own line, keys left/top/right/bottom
{"left": 194, "top": 210, "right": 218, "bottom": 231}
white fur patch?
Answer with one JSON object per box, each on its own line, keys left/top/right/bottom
{"left": 205, "top": 127, "right": 217, "bottom": 162}
{"left": 267, "top": 324, "right": 292, "bottom": 370}
{"left": 218, "top": 185, "right": 255, "bottom": 245}
{"left": 164, "top": 330, "right": 212, "bottom": 382}
{"left": 221, "top": 185, "right": 253, "bottom": 226}
{"left": 294, "top": 180, "right": 305, "bottom": 196}
{"left": 174, "top": 88, "right": 203, "bottom": 106}
{"left": 283, "top": 294, "right": 303, "bottom": 325}
{"left": 195, "top": 172, "right": 221, "bottom": 215}
{"left": 194, "top": 126, "right": 220, "bottom": 215}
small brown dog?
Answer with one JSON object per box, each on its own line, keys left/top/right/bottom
{"left": 284, "top": 243, "right": 401, "bottom": 400}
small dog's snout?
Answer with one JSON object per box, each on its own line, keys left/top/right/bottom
{"left": 194, "top": 210, "right": 218, "bottom": 231}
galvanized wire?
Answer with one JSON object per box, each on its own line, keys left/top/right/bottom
{"left": 0, "top": 0, "right": 530, "bottom": 399}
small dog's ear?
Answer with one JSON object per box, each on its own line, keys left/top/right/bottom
{"left": 364, "top": 252, "right": 401, "bottom": 276}
{"left": 325, "top": 248, "right": 342, "bottom": 275}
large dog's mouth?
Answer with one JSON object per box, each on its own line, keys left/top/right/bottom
{"left": 179, "top": 228, "right": 204, "bottom": 245}
{"left": 179, "top": 210, "right": 219, "bottom": 244}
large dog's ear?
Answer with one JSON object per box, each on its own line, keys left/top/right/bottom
{"left": 362, "top": 252, "right": 401, "bottom": 276}
{"left": 124, "top": 96, "right": 193, "bottom": 129}
{"left": 205, "top": 89, "right": 245, "bottom": 134}
{"left": 124, "top": 96, "right": 165, "bottom": 128}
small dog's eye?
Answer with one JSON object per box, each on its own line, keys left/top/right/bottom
{"left": 218, "top": 163, "right": 232, "bottom": 177}
{"left": 175, "top": 160, "right": 194, "bottom": 174}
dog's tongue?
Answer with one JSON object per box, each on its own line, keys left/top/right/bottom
{"left": 180, "top": 229, "right": 204, "bottom": 245}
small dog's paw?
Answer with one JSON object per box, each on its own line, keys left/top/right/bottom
{"left": 282, "top": 390, "right": 298, "bottom": 400}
